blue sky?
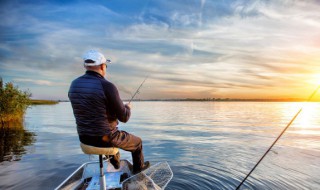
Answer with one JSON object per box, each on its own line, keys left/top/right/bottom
{"left": 1, "top": 0, "right": 320, "bottom": 100}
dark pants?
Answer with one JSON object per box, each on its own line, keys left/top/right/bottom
{"left": 79, "top": 130, "right": 144, "bottom": 173}
{"left": 109, "top": 130, "right": 144, "bottom": 173}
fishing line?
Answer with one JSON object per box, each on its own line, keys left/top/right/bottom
{"left": 236, "top": 85, "right": 320, "bottom": 190}
{"left": 128, "top": 75, "right": 149, "bottom": 103}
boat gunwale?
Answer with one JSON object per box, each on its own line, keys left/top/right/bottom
{"left": 54, "top": 161, "right": 97, "bottom": 190}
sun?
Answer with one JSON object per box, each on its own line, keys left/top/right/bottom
{"left": 305, "top": 74, "right": 320, "bottom": 101}
{"left": 314, "top": 75, "right": 320, "bottom": 100}
{"left": 307, "top": 74, "right": 320, "bottom": 86}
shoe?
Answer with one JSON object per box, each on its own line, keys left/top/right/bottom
{"left": 110, "top": 159, "right": 120, "bottom": 169}
{"left": 120, "top": 173, "right": 129, "bottom": 182}
{"left": 133, "top": 161, "right": 150, "bottom": 174}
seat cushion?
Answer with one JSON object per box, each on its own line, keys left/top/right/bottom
{"left": 80, "top": 143, "right": 119, "bottom": 155}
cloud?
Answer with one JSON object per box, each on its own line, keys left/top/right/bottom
{"left": 1, "top": 0, "right": 320, "bottom": 99}
{"left": 13, "top": 78, "right": 69, "bottom": 86}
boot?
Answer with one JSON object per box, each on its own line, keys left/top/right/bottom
{"left": 133, "top": 161, "right": 150, "bottom": 174}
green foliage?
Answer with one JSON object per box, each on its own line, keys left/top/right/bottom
{"left": 0, "top": 78, "right": 31, "bottom": 123}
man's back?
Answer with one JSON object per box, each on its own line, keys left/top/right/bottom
{"left": 69, "top": 71, "right": 123, "bottom": 136}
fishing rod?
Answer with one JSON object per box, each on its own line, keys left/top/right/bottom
{"left": 128, "top": 75, "right": 149, "bottom": 103}
{"left": 236, "top": 85, "right": 320, "bottom": 190}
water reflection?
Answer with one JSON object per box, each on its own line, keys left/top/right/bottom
{"left": 0, "top": 121, "right": 36, "bottom": 162}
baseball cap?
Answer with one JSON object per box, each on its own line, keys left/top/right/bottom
{"left": 82, "top": 50, "right": 111, "bottom": 66}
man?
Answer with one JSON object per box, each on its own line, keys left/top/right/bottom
{"left": 68, "top": 50, "right": 149, "bottom": 174}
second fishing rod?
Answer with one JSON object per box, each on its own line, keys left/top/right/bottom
{"left": 235, "top": 85, "right": 320, "bottom": 190}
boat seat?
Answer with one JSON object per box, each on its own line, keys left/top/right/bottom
{"left": 80, "top": 143, "right": 119, "bottom": 156}
{"left": 80, "top": 143, "right": 119, "bottom": 190}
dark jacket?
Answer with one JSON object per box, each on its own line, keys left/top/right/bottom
{"left": 68, "top": 71, "right": 131, "bottom": 137}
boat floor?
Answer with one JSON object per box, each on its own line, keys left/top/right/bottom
{"left": 56, "top": 160, "right": 133, "bottom": 190}
{"left": 56, "top": 160, "right": 173, "bottom": 190}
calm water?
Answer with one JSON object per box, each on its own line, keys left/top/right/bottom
{"left": 0, "top": 102, "right": 319, "bottom": 190}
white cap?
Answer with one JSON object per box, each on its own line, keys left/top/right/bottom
{"left": 82, "top": 50, "right": 111, "bottom": 66}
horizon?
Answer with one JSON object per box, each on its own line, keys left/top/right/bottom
{"left": 1, "top": 0, "right": 320, "bottom": 101}
{"left": 33, "top": 97, "right": 320, "bottom": 102}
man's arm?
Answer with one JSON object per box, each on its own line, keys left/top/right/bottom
{"left": 105, "top": 83, "right": 131, "bottom": 123}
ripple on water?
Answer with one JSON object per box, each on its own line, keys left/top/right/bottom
{"left": 1, "top": 102, "right": 320, "bottom": 189}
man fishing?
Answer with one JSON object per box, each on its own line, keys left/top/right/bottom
{"left": 68, "top": 50, "right": 149, "bottom": 174}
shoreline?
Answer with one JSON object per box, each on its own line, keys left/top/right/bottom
{"left": 30, "top": 99, "right": 59, "bottom": 105}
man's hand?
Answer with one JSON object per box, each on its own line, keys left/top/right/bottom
{"left": 125, "top": 102, "right": 132, "bottom": 109}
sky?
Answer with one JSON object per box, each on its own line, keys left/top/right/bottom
{"left": 0, "top": 0, "right": 320, "bottom": 100}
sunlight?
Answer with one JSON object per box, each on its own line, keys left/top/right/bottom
{"left": 304, "top": 74, "right": 320, "bottom": 101}
{"left": 293, "top": 103, "right": 319, "bottom": 135}
{"left": 309, "top": 74, "right": 320, "bottom": 86}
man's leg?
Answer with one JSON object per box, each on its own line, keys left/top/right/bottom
{"left": 109, "top": 151, "right": 120, "bottom": 169}
{"left": 110, "top": 130, "right": 145, "bottom": 173}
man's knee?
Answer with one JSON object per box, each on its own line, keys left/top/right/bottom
{"left": 136, "top": 136, "right": 142, "bottom": 147}
{"left": 131, "top": 135, "right": 142, "bottom": 151}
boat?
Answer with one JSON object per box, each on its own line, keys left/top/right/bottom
{"left": 55, "top": 158, "right": 173, "bottom": 190}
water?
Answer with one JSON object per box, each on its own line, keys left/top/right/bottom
{"left": 0, "top": 102, "right": 319, "bottom": 190}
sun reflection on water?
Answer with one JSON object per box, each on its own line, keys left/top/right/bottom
{"left": 293, "top": 103, "right": 320, "bottom": 134}
{"left": 280, "top": 102, "right": 320, "bottom": 150}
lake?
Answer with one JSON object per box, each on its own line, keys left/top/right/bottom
{"left": 0, "top": 102, "right": 319, "bottom": 190}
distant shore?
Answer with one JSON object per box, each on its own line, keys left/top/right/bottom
{"left": 30, "top": 99, "right": 59, "bottom": 105}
